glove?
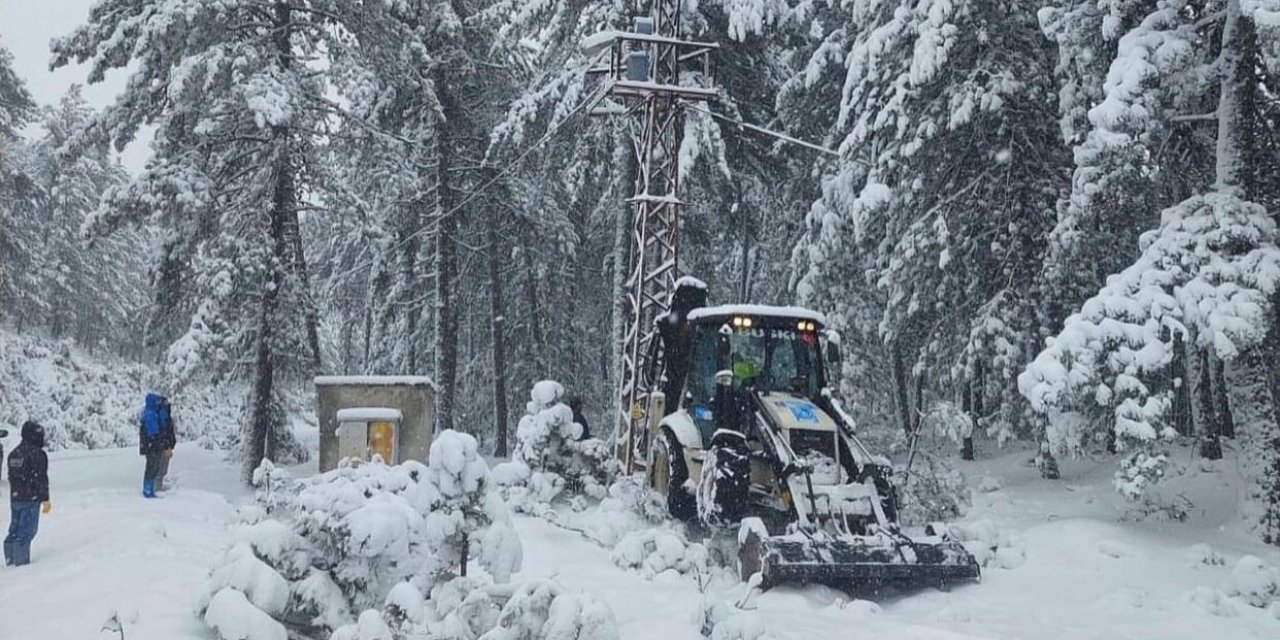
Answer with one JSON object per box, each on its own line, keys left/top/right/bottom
{"left": 164, "top": 449, "right": 174, "bottom": 459}
{"left": 41, "top": 501, "right": 51, "bottom": 514}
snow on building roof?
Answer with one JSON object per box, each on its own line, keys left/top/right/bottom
{"left": 687, "top": 304, "right": 827, "bottom": 325}
{"left": 314, "top": 375, "right": 436, "bottom": 387}
{"left": 336, "top": 407, "right": 404, "bottom": 422}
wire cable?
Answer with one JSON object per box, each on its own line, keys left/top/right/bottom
{"left": 683, "top": 101, "right": 841, "bottom": 158}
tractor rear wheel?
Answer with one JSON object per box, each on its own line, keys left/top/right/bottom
{"left": 651, "top": 429, "right": 696, "bottom": 521}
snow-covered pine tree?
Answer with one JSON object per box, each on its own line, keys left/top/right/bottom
{"left": 310, "top": 0, "right": 530, "bottom": 445}
{"left": 1021, "top": 1, "right": 1280, "bottom": 531}
{"left": 0, "top": 36, "right": 36, "bottom": 318}
{"left": 51, "top": 0, "right": 375, "bottom": 480}
{"left": 481, "top": 0, "right": 636, "bottom": 427}
{"left": 5, "top": 87, "right": 145, "bottom": 353}
{"left": 1037, "top": 0, "right": 1182, "bottom": 328}
{"left": 310, "top": 1, "right": 445, "bottom": 378}
{"left": 422, "top": 430, "right": 522, "bottom": 586}
{"left": 0, "top": 35, "right": 31, "bottom": 160}
{"left": 668, "top": 1, "right": 819, "bottom": 307}
{"left": 785, "top": 0, "right": 1065, "bottom": 445}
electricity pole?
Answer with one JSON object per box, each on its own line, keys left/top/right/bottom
{"left": 585, "top": 1, "right": 718, "bottom": 473}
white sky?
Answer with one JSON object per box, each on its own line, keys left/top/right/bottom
{"left": 1, "top": 0, "right": 151, "bottom": 173}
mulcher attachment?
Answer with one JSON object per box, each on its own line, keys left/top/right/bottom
{"left": 738, "top": 519, "right": 981, "bottom": 590}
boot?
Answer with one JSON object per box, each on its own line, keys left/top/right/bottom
{"left": 143, "top": 478, "right": 156, "bottom": 498}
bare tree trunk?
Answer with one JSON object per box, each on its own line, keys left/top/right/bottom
{"left": 433, "top": 85, "right": 460, "bottom": 435}
{"left": 340, "top": 307, "right": 353, "bottom": 374}
{"left": 1197, "top": 349, "right": 1223, "bottom": 460}
{"left": 487, "top": 205, "right": 510, "bottom": 457}
{"left": 402, "top": 202, "right": 424, "bottom": 373}
{"left": 961, "top": 377, "right": 975, "bottom": 461}
{"left": 284, "top": 196, "right": 321, "bottom": 372}
{"left": 1171, "top": 330, "right": 1193, "bottom": 436}
{"left": 892, "top": 341, "right": 913, "bottom": 438}
{"left": 1212, "top": 356, "right": 1235, "bottom": 438}
{"left": 912, "top": 369, "right": 927, "bottom": 434}
{"left": 521, "top": 229, "right": 545, "bottom": 364}
{"left": 1215, "top": 0, "right": 1245, "bottom": 194}
{"left": 961, "top": 366, "right": 978, "bottom": 461}
{"left": 1261, "top": 298, "right": 1280, "bottom": 545}
{"left": 362, "top": 301, "right": 373, "bottom": 372}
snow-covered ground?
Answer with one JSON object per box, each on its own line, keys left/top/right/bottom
{"left": 0, "top": 444, "right": 247, "bottom": 639}
{"left": 3, "top": 444, "right": 1279, "bottom": 639}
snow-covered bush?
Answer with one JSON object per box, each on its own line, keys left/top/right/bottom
{"left": 610, "top": 529, "right": 708, "bottom": 579}
{"left": 948, "top": 519, "right": 1026, "bottom": 570}
{"left": 1227, "top": 556, "right": 1280, "bottom": 609}
{"left": 1114, "top": 451, "right": 1169, "bottom": 500}
{"left": 498, "top": 380, "right": 613, "bottom": 512}
{"left": 574, "top": 476, "right": 669, "bottom": 546}
{"left": 202, "top": 432, "right": 522, "bottom": 638}
{"left": 1114, "top": 452, "right": 1192, "bottom": 522}
{"left": 896, "top": 456, "right": 970, "bottom": 526}
{"left": 479, "top": 580, "right": 619, "bottom": 640}
{"left": 1187, "top": 543, "right": 1226, "bottom": 567}
{"left": 336, "top": 578, "right": 617, "bottom": 640}
{"left": 204, "top": 587, "right": 288, "bottom": 640}
{"left": 421, "top": 430, "right": 523, "bottom": 589}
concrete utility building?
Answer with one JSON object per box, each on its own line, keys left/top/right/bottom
{"left": 314, "top": 376, "right": 435, "bottom": 472}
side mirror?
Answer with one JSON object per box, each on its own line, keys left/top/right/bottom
{"left": 824, "top": 330, "right": 842, "bottom": 367}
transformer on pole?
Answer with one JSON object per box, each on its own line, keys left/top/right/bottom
{"left": 584, "top": 2, "right": 718, "bottom": 474}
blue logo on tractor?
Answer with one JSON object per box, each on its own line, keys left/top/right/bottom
{"left": 778, "top": 400, "right": 819, "bottom": 423}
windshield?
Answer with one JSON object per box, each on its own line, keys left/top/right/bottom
{"left": 730, "top": 327, "right": 821, "bottom": 396}
{"left": 687, "top": 324, "right": 822, "bottom": 407}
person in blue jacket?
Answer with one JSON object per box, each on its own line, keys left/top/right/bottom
{"left": 5, "top": 421, "right": 51, "bottom": 566}
{"left": 139, "top": 393, "right": 172, "bottom": 498}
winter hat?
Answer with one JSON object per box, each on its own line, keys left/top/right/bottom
{"left": 21, "top": 420, "right": 45, "bottom": 447}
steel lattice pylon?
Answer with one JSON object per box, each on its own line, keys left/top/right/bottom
{"left": 585, "top": 0, "right": 718, "bottom": 473}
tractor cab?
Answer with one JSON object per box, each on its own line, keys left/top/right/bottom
{"left": 679, "top": 305, "right": 834, "bottom": 447}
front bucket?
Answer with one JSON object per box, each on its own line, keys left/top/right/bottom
{"left": 740, "top": 529, "right": 981, "bottom": 591}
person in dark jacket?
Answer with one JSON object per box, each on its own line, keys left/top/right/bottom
{"left": 139, "top": 392, "right": 168, "bottom": 498}
{"left": 153, "top": 397, "right": 177, "bottom": 492}
{"left": 5, "top": 421, "right": 51, "bottom": 566}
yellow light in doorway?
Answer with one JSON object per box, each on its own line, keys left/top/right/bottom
{"left": 368, "top": 421, "right": 395, "bottom": 464}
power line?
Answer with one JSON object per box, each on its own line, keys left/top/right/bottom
{"left": 683, "top": 101, "right": 841, "bottom": 158}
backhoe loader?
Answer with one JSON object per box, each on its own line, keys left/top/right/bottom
{"left": 641, "top": 280, "right": 980, "bottom": 590}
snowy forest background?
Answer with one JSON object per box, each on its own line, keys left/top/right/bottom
{"left": 2, "top": 0, "right": 1280, "bottom": 543}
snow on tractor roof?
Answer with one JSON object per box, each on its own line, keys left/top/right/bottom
{"left": 687, "top": 304, "right": 826, "bottom": 325}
